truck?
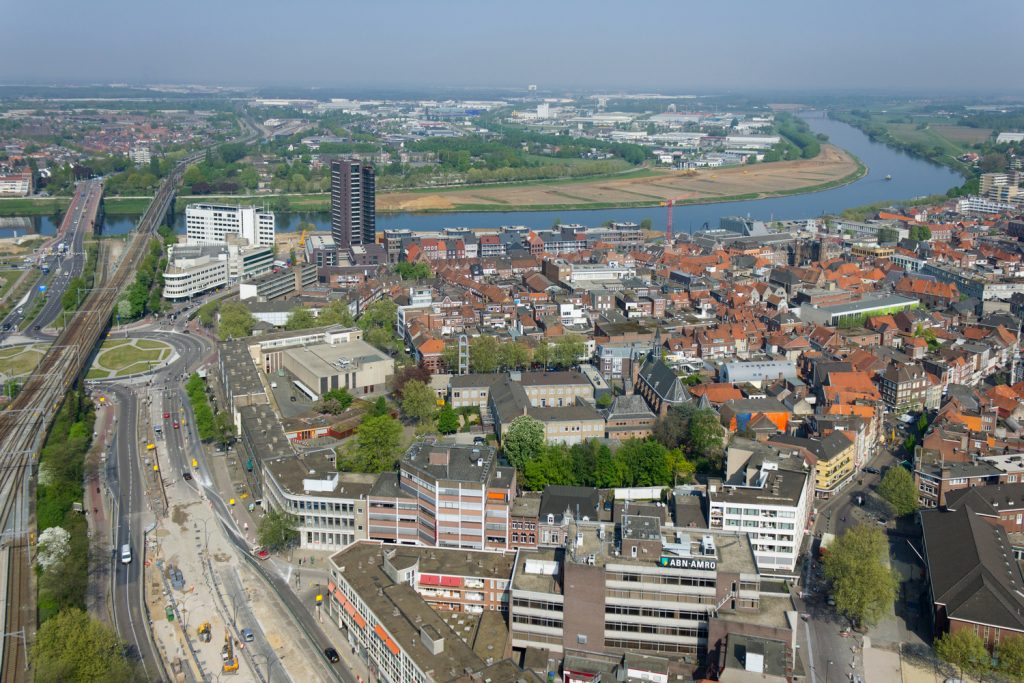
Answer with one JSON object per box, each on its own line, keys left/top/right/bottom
{"left": 818, "top": 532, "right": 836, "bottom": 558}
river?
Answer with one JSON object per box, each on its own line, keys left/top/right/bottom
{"left": 9, "top": 112, "right": 964, "bottom": 237}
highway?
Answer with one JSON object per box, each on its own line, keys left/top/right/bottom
{"left": 31, "top": 178, "right": 104, "bottom": 332}
{"left": 0, "top": 178, "right": 102, "bottom": 341}
{"left": 105, "top": 384, "right": 162, "bottom": 681}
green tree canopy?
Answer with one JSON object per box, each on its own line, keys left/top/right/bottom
{"left": 257, "top": 508, "right": 299, "bottom": 551}
{"left": 823, "top": 525, "right": 898, "bottom": 628}
{"left": 31, "top": 608, "right": 136, "bottom": 683}
{"left": 436, "top": 404, "right": 459, "bottom": 435}
{"left": 358, "top": 299, "right": 399, "bottom": 352}
{"left": 218, "top": 301, "right": 255, "bottom": 340}
{"left": 617, "top": 439, "right": 672, "bottom": 487}
{"left": 317, "top": 388, "right": 354, "bottom": 415}
{"left": 318, "top": 300, "right": 355, "bottom": 327}
{"left": 349, "top": 414, "right": 403, "bottom": 472}
{"left": 935, "top": 628, "right": 990, "bottom": 678}
{"left": 285, "top": 307, "right": 317, "bottom": 330}
{"left": 401, "top": 379, "right": 438, "bottom": 424}
{"left": 877, "top": 466, "right": 918, "bottom": 517}
{"left": 553, "top": 334, "right": 586, "bottom": 368}
{"left": 998, "top": 634, "right": 1024, "bottom": 680}
{"left": 470, "top": 336, "right": 501, "bottom": 373}
{"left": 686, "top": 408, "right": 725, "bottom": 466}
{"left": 395, "top": 261, "right": 431, "bottom": 280}
{"left": 503, "top": 416, "right": 546, "bottom": 469}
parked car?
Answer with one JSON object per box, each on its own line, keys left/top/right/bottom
{"left": 324, "top": 647, "right": 340, "bottom": 663}
{"left": 863, "top": 466, "right": 880, "bottom": 474}
{"left": 241, "top": 628, "right": 254, "bottom": 643}
{"left": 182, "top": 471, "right": 193, "bottom": 481}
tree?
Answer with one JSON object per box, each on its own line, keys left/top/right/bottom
{"left": 596, "top": 393, "right": 613, "bottom": 409}
{"left": 877, "top": 466, "right": 918, "bottom": 517}
{"left": 533, "top": 342, "right": 553, "bottom": 369}
{"left": 823, "top": 525, "right": 898, "bottom": 628}
{"left": 935, "top": 629, "right": 990, "bottom": 679}
{"left": 395, "top": 261, "right": 431, "bottom": 280}
{"left": 686, "top": 408, "right": 724, "bottom": 465}
{"left": 640, "top": 218, "right": 653, "bottom": 231}
{"left": 349, "top": 414, "right": 403, "bottom": 472}
{"left": 358, "top": 299, "right": 399, "bottom": 352}
{"left": 317, "top": 388, "right": 354, "bottom": 415}
{"left": 653, "top": 403, "right": 696, "bottom": 450}
{"left": 257, "top": 508, "right": 299, "bottom": 551}
{"left": 617, "top": 439, "right": 671, "bottom": 487}
{"left": 392, "top": 365, "right": 431, "bottom": 399}
{"left": 998, "top": 634, "right": 1024, "bottom": 680}
{"left": 367, "top": 397, "right": 389, "bottom": 418}
{"left": 401, "top": 380, "right": 438, "bottom": 423}
{"left": 553, "top": 334, "right": 586, "bottom": 368}
{"left": 498, "top": 341, "right": 532, "bottom": 371}
{"left": 436, "top": 404, "right": 459, "bottom": 434}
{"left": 197, "top": 301, "right": 218, "bottom": 328}
{"left": 218, "top": 301, "right": 255, "bottom": 340}
{"left": 503, "top": 416, "right": 545, "bottom": 470}
{"left": 470, "top": 335, "right": 501, "bottom": 373}
{"left": 214, "top": 411, "right": 235, "bottom": 447}
{"left": 442, "top": 343, "right": 461, "bottom": 373}
{"left": 318, "top": 300, "right": 355, "bottom": 327}
{"left": 37, "top": 526, "right": 71, "bottom": 571}
{"left": 285, "top": 307, "right": 317, "bottom": 330}
{"left": 31, "top": 608, "right": 136, "bottom": 683}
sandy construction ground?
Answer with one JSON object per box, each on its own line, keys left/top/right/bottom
{"left": 377, "top": 144, "right": 861, "bottom": 212}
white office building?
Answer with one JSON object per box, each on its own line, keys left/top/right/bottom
{"left": 707, "top": 441, "right": 813, "bottom": 576}
{"left": 185, "top": 203, "right": 275, "bottom": 247}
{"left": 163, "top": 255, "right": 229, "bottom": 301}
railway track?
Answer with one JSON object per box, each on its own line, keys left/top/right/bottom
{"left": 0, "top": 153, "right": 201, "bottom": 681}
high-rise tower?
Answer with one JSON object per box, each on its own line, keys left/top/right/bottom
{"left": 330, "top": 159, "right": 376, "bottom": 249}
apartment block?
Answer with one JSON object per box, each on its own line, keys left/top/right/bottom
{"left": 367, "top": 443, "right": 517, "bottom": 551}
{"left": 185, "top": 203, "right": 275, "bottom": 247}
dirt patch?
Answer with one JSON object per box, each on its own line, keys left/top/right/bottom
{"left": 212, "top": 552, "right": 232, "bottom": 563}
{"left": 377, "top": 145, "right": 860, "bottom": 211}
{"left": 171, "top": 503, "right": 192, "bottom": 528}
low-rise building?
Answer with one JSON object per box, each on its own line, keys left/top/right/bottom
{"left": 239, "top": 263, "right": 318, "bottom": 301}
{"left": 767, "top": 432, "right": 856, "bottom": 499}
{"left": 707, "top": 440, "right": 813, "bottom": 576}
{"left": 263, "top": 451, "right": 374, "bottom": 551}
{"left": 0, "top": 173, "right": 32, "bottom": 197}
{"left": 326, "top": 541, "right": 532, "bottom": 683}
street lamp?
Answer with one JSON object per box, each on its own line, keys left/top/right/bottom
{"left": 826, "top": 659, "right": 833, "bottom": 683}
{"left": 251, "top": 652, "right": 275, "bottom": 683}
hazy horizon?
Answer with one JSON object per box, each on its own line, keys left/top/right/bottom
{"left": 2, "top": 0, "right": 1022, "bottom": 94}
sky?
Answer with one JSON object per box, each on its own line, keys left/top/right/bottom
{"left": 2, "top": 0, "right": 1021, "bottom": 94}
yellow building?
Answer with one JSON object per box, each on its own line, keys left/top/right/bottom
{"left": 768, "top": 432, "right": 856, "bottom": 499}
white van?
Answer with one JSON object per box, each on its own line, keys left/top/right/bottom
{"left": 120, "top": 544, "right": 132, "bottom": 565}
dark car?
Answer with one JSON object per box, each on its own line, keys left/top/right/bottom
{"left": 863, "top": 466, "right": 880, "bottom": 475}
{"left": 324, "top": 647, "right": 340, "bottom": 663}
{"left": 33, "top": 325, "right": 40, "bottom": 331}
{"left": 182, "top": 471, "right": 193, "bottom": 481}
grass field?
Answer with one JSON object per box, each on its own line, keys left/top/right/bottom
{"left": 885, "top": 124, "right": 970, "bottom": 158}
{"left": 90, "top": 338, "right": 172, "bottom": 378}
{"left": 103, "top": 197, "right": 154, "bottom": 215}
{"left": 0, "top": 197, "right": 69, "bottom": 217}
{"left": 0, "top": 270, "right": 24, "bottom": 302}
{"left": 0, "top": 345, "right": 45, "bottom": 377}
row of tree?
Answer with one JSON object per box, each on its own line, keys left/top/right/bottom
{"left": 440, "top": 335, "right": 586, "bottom": 374}
{"left": 501, "top": 416, "right": 698, "bottom": 491}
{"left": 185, "top": 373, "right": 233, "bottom": 445}
{"left": 117, "top": 225, "right": 175, "bottom": 322}
{"left": 651, "top": 403, "right": 727, "bottom": 472}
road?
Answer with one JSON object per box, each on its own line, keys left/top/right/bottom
{"left": 105, "top": 383, "right": 163, "bottom": 681}
{"left": 31, "top": 178, "right": 103, "bottom": 332}
{"left": 799, "top": 448, "right": 903, "bottom": 683}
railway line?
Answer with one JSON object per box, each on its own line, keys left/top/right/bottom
{"left": 0, "top": 152, "right": 201, "bottom": 681}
